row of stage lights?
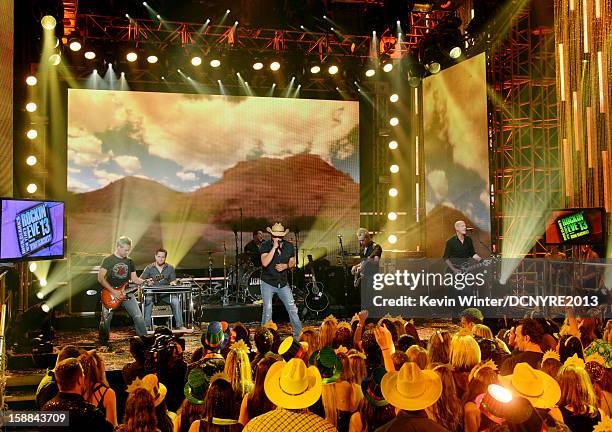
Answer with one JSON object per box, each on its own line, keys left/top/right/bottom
{"left": 385, "top": 92, "right": 401, "bottom": 246}
{"left": 24, "top": 72, "right": 40, "bottom": 195}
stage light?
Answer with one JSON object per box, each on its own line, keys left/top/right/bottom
{"left": 29, "top": 262, "right": 37, "bottom": 272}
{"left": 36, "top": 292, "right": 44, "bottom": 300}
{"left": 48, "top": 53, "right": 61, "bottom": 66}
{"left": 389, "top": 117, "right": 399, "bottom": 126}
{"left": 226, "top": 9, "right": 230, "bottom": 13}
{"left": 253, "top": 62, "right": 264, "bottom": 70}
{"left": 487, "top": 384, "right": 512, "bottom": 403}
{"left": 69, "top": 38, "right": 82, "bottom": 52}
{"left": 383, "top": 63, "right": 393, "bottom": 73}
{"left": 25, "top": 102, "right": 37, "bottom": 112}
{"left": 147, "top": 55, "right": 158, "bottom": 63}
{"left": 210, "top": 59, "right": 221, "bottom": 68}
{"left": 84, "top": 51, "right": 96, "bottom": 60}
{"left": 41, "top": 15, "right": 56, "bottom": 30}
{"left": 388, "top": 140, "right": 398, "bottom": 150}
{"left": 390, "top": 164, "right": 399, "bottom": 173}
{"left": 365, "top": 68, "right": 376, "bottom": 77}
{"left": 388, "top": 212, "right": 398, "bottom": 221}
{"left": 26, "top": 183, "right": 38, "bottom": 194}
{"left": 449, "top": 46, "right": 462, "bottom": 59}
{"left": 41, "top": 303, "right": 50, "bottom": 313}
{"left": 388, "top": 234, "right": 398, "bottom": 244}
{"left": 26, "top": 129, "right": 37, "bottom": 140}
{"left": 310, "top": 65, "right": 321, "bottom": 74}
{"left": 389, "top": 188, "right": 398, "bottom": 197}
{"left": 270, "top": 61, "right": 281, "bottom": 71}
{"left": 390, "top": 94, "right": 399, "bottom": 103}
{"left": 328, "top": 65, "right": 339, "bottom": 75}
{"left": 156, "top": 14, "right": 162, "bottom": 20}
{"left": 126, "top": 52, "right": 138, "bottom": 62}
{"left": 143, "top": 1, "right": 148, "bottom": 4}
{"left": 26, "top": 76, "right": 37, "bottom": 86}
{"left": 425, "top": 61, "right": 441, "bottom": 74}
{"left": 191, "top": 56, "right": 202, "bottom": 66}
{"left": 26, "top": 156, "right": 37, "bottom": 166}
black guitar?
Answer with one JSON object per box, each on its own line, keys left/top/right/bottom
{"left": 304, "top": 255, "right": 329, "bottom": 314}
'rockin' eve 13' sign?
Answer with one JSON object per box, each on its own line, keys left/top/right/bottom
{"left": 14, "top": 203, "right": 53, "bottom": 256}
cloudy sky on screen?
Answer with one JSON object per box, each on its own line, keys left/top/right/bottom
{"left": 67, "top": 89, "right": 359, "bottom": 193}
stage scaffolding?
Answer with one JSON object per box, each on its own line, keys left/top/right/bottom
{"left": 489, "top": 10, "right": 562, "bottom": 257}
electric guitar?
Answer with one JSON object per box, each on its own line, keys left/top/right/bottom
{"left": 304, "top": 255, "right": 329, "bottom": 313}
{"left": 101, "top": 274, "right": 164, "bottom": 310}
{"left": 456, "top": 255, "right": 500, "bottom": 274}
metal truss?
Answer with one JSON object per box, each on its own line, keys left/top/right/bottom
{"left": 74, "top": 12, "right": 454, "bottom": 59}
{"left": 490, "top": 11, "right": 561, "bottom": 256}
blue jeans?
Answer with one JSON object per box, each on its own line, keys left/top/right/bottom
{"left": 260, "top": 281, "right": 302, "bottom": 339}
{"left": 100, "top": 296, "right": 147, "bottom": 340}
{"left": 144, "top": 294, "right": 183, "bottom": 328}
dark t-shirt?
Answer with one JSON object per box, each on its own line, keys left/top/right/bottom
{"left": 244, "top": 240, "right": 262, "bottom": 267}
{"left": 375, "top": 410, "right": 449, "bottom": 432}
{"left": 443, "top": 235, "right": 476, "bottom": 266}
{"left": 500, "top": 350, "right": 544, "bottom": 375}
{"left": 360, "top": 241, "right": 382, "bottom": 275}
{"left": 259, "top": 240, "right": 295, "bottom": 287}
{"left": 100, "top": 254, "right": 135, "bottom": 288}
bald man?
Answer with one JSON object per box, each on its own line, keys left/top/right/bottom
{"left": 443, "top": 220, "right": 481, "bottom": 274}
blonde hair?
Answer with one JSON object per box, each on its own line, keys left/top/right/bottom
{"left": 450, "top": 334, "right": 481, "bottom": 372}
{"left": 472, "top": 324, "right": 493, "bottom": 339}
{"left": 406, "top": 345, "right": 428, "bottom": 370}
{"left": 557, "top": 364, "right": 598, "bottom": 414}
{"left": 321, "top": 383, "right": 338, "bottom": 426}
{"left": 224, "top": 345, "right": 253, "bottom": 399}
{"left": 347, "top": 349, "right": 366, "bottom": 385}
{"left": 299, "top": 327, "right": 320, "bottom": 360}
{"left": 428, "top": 330, "right": 452, "bottom": 365}
{"left": 78, "top": 350, "right": 109, "bottom": 401}
{"left": 320, "top": 319, "right": 338, "bottom": 348}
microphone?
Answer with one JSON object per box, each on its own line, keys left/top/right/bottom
{"left": 466, "top": 227, "right": 476, "bottom": 231}
{"left": 337, "top": 234, "right": 342, "bottom": 238}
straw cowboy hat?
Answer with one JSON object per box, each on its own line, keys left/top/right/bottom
{"left": 499, "top": 362, "right": 561, "bottom": 409}
{"left": 264, "top": 358, "right": 323, "bottom": 409}
{"left": 267, "top": 222, "right": 289, "bottom": 237}
{"left": 381, "top": 362, "right": 442, "bottom": 411}
{"left": 127, "top": 374, "right": 167, "bottom": 407}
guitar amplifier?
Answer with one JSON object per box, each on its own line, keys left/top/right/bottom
{"left": 152, "top": 305, "right": 172, "bottom": 317}
{"left": 68, "top": 253, "right": 106, "bottom": 315}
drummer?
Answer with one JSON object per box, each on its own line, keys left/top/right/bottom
{"left": 244, "top": 229, "right": 264, "bottom": 267}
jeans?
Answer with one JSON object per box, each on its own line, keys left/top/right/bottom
{"left": 100, "top": 295, "right": 147, "bottom": 342}
{"left": 260, "top": 280, "right": 302, "bottom": 339}
{"left": 144, "top": 294, "right": 183, "bottom": 328}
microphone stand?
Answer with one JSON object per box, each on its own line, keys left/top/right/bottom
{"left": 338, "top": 235, "right": 350, "bottom": 308}
{"left": 233, "top": 229, "right": 239, "bottom": 302}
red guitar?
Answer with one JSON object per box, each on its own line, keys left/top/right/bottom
{"left": 101, "top": 275, "right": 163, "bottom": 310}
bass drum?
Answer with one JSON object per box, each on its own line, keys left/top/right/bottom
{"left": 243, "top": 267, "right": 262, "bottom": 301}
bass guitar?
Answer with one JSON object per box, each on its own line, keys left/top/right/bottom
{"left": 304, "top": 255, "right": 329, "bottom": 314}
{"left": 101, "top": 274, "right": 163, "bottom": 310}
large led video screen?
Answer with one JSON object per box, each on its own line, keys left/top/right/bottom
{"left": 67, "top": 89, "right": 359, "bottom": 268}
{"left": 423, "top": 53, "right": 491, "bottom": 257}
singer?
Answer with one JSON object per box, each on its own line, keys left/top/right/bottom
{"left": 443, "top": 220, "right": 482, "bottom": 274}
{"left": 259, "top": 222, "right": 302, "bottom": 339}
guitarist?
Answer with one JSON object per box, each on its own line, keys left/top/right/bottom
{"left": 443, "top": 220, "right": 482, "bottom": 275}
{"left": 98, "top": 236, "right": 147, "bottom": 345}
{"left": 351, "top": 228, "right": 382, "bottom": 290}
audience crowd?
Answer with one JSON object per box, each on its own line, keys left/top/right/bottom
{"left": 37, "top": 307, "right": 612, "bottom": 431}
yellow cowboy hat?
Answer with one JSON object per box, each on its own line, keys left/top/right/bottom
{"left": 264, "top": 358, "right": 322, "bottom": 409}
{"left": 381, "top": 362, "right": 442, "bottom": 411}
{"left": 499, "top": 362, "right": 561, "bottom": 409}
